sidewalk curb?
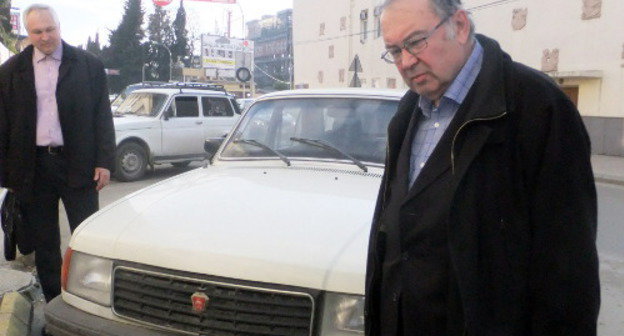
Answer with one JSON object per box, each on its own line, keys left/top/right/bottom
{"left": 0, "top": 292, "right": 32, "bottom": 336}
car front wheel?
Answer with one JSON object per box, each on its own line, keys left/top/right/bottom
{"left": 115, "top": 142, "right": 148, "bottom": 182}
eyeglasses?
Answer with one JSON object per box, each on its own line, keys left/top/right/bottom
{"left": 381, "top": 14, "right": 452, "bottom": 64}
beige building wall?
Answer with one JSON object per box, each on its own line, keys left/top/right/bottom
{"left": 294, "top": 0, "right": 624, "bottom": 119}
{"left": 464, "top": 0, "right": 624, "bottom": 118}
{"left": 293, "top": 0, "right": 407, "bottom": 90}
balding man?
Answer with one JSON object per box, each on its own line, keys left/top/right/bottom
{"left": 0, "top": 4, "right": 115, "bottom": 302}
{"left": 365, "top": 0, "right": 599, "bottom": 335}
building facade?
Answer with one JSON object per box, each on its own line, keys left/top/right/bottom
{"left": 293, "top": 0, "right": 399, "bottom": 90}
{"left": 247, "top": 9, "right": 293, "bottom": 93}
{"left": 293, "top": 0, "right": 624, "bottom": 155}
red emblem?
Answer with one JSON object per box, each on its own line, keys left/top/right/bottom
{"left": 191, "top": 292, "right": 209, "bottom": 313}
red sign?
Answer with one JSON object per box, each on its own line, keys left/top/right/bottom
{"left": 153, "top": 0, "right": 173, "bottom": 6}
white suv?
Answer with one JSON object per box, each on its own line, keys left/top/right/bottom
{"left": 113, "top": 83, "right": 241, "bottom": 181}
{"left": 45, "top": 89, "right": 404, "bottom": 336}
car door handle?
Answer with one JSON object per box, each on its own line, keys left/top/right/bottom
{"left": 195, "top": 121, "right": 203, "bottom": 125}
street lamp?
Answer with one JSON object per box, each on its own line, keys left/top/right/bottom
{"left": 141, "top": 63, "right": 148, "bottom": 82}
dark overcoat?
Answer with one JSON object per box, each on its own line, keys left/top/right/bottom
{"left": 365, "top": 35, "right": 600, "bottom": 335}
{"left": 0, "top": 42, "right": 116, "bottom": 202}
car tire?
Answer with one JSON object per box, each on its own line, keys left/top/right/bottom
{"left": 115, "top": 142, "right": 148, "bottom": 182}
{"left": 171, "top": 161, "right": 191, "bottom": 168}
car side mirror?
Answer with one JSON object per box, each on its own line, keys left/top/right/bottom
{"left": 204, "top": 137, "right": 225, "bottom": 161}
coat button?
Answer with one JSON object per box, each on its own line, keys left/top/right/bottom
{"left": 402, "top": 252, "right": 409, "bottom": 261}
{"left": 392, "top": 292, "right": 399, "bottom": 302}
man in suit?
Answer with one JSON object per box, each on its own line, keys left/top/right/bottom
{"left": 0, "top": 4, "right": 115, "bottom": 302}
{"left": 365, "top": 0, "right": 600, "bottom": 335}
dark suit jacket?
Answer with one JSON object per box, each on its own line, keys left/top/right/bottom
{"left": 0, "top": 42, "right": 116, "bottom": 202}
{"left": 365, "top": 35, "right": 600, "bottom": 335}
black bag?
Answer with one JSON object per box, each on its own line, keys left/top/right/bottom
{"left": 1, "top": 189, "right": 33, "bottom": 260}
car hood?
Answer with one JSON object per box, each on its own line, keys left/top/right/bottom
{"left": 72, "top": 164, "right": 383, "bottom": 294}
{"left": 113, "top": 115, "right": 159, "bottom": 131}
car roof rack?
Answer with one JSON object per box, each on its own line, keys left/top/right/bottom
{"left": 136, "top": 81, "right": 226, "bottom": 93}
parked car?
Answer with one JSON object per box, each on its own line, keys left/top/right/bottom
{"left": 44, "top": 89, "right": 404, "bottom": 336}
{"left": 113, "top": 83, "right": 241, "bottom": 181}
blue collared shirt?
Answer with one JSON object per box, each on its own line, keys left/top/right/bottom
{"left": 409, "top": 40, "right": 483, "bottom": 186}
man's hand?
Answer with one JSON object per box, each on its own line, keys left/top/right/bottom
{"left": 93, "top": 167, "right": 111, "bottom": 191}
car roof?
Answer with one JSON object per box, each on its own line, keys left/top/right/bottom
{"left": 256, "top": 88, "right": 407, "bottom": 101}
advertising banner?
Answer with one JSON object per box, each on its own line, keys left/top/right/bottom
{"left": 201, "top": 35, "right": 253, "bottom": 72}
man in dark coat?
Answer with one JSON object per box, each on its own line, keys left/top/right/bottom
{"left": 0, "top": 4, "right": 115, "bottom": 302}
{"left": 365, "top": 0, "right": 600, "bottom": 335}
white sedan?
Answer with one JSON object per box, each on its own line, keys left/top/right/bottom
{"left": 45, "top": 88, "right": 404, "bottom": 336}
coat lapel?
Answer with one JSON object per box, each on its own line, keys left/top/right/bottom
{"left": 58, "top": 42, "right": 75, "bottom": 86}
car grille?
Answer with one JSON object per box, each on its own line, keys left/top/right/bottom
{"left": 112, "top": 266, "right": 315, "bottom": 336}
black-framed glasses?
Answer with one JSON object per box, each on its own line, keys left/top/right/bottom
{"left": 381, "top": 14, "right": 452, "bottom": 64}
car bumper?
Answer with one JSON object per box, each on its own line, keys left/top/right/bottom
{"left": 44, "top": 297, "right": 175, "bottom": 336}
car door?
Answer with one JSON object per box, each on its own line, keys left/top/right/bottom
{"left": 161, "top": 95, "right": 205, "bottom": 157}
{"left": 201, "top": 96, "right": 239, "bottom": 140}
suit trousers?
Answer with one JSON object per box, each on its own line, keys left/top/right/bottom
{"left": 22, "top": 149, "right": 98, "bottom": 302}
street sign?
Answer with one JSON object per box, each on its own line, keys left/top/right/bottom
{"left": 349, "top": 73, "right": 362, "bottom": 88}
{"left": 153, "top": 0, "right": 173, "bottom": 6}
{"left": 10, "top": 9, "right": 20, "bottom": 35}
{"left": 349, "top": 55, "right": 362, "bottom": 87}
{"left": 349, "top": 55, "right": 363, "bottom": 73}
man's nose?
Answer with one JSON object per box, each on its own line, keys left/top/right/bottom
{"left": 397, "top": 49, "right": 419, "bottom": 69}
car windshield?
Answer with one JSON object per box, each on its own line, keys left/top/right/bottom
{"left": 220, "top": 97, "right": 397, "bottom": 165}
{"left": 115, "top": 92, "right": 168, "bottom": 117}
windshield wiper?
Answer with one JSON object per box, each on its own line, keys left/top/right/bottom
{"left": 290, "top": 137, "right": 368, "bottom": 172}
{"left": 234, "top": 139, "right": 291, "bottom": 166}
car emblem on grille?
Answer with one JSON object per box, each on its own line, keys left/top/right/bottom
{"left": 191, "top": 292, "right": 209, "bottom": 313}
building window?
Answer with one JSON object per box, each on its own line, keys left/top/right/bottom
{"left": 339, "top": 69, "right": 345, "bottom": 83}
{"left": 371, "top": 78, "right": 380, "bottom": 88}
{"left": 374, "top": 6, "right": 382, "bottom": 38}
{"left": 329, "top": 45, "right": 334, "bottom": 59}
{"left": 387, "top": 78, "right": 397, "bottom": 89}
{"left": 340, "top": 16, "right": 347, "bottom": 31}
{"left": 360, "top": 9, "right": 369, "bottom": 43}
{"left": 318, "top": 71, "right": 324, "bottom": 83}
{"left": 320, "top": 22, "right": 326, "bottom": 36}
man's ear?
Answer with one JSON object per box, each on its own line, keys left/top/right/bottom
{"left": 453, "top": 10, "right": 472, "bottom": 44}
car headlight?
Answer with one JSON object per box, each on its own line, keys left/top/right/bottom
{"left": 64, "top": 250, "right": 113, "bottom": 306}
{"left": 319, "top": 293, "right": 365, "bottom": 335}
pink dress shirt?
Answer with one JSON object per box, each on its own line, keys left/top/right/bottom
{"left": 33, "top": 45, "right": 64, "bottom": 146}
